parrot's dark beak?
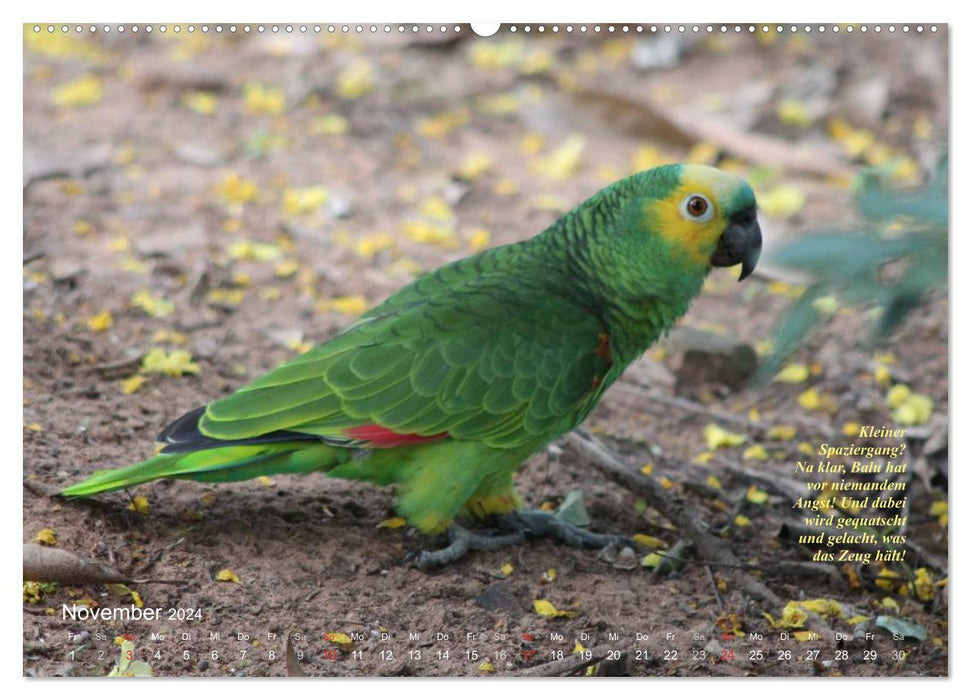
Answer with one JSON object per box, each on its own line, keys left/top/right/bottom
{"left": 712, "top": 207, "right": 761, "bottom": 281}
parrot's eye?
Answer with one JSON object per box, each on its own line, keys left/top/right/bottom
{"left": 680, "top": 194, "right": 714, "bottom": 223}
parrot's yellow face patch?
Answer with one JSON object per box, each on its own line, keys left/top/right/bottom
{"left": 644, "top": 165, "right": 751, "bottom": 268}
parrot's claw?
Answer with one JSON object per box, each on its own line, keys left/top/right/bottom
{"left": 497, "top": 510, "right": 635, "bottom": 550}
{"left": 407, "top": 524, "right": 525, "bottom": 570}
{"left": 407, "top": 510, "right": 634, "bottom": 569}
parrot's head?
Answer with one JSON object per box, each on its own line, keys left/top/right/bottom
{"left": 633, "top": 163, "right": 762, "bottom": 282}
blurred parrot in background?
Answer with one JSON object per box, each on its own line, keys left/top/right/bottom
{"left": 63, "top": 163, "right": 761, "bottom": 567}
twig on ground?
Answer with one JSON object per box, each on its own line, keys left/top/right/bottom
{"left": 719, "top": 460, "right": 809, "bottom": 502}
{"left": 705, "top": 565, "right": 725, "bottom": 610}
{"left": 566, "top": 430, "right": 782, "bottom": 608}
{"left": 514, "top": 644, "right": 613, "bottom": 677}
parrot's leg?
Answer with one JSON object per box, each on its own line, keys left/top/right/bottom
{"left": 407, "top": 524, "right": 525, "bottom": 570}
{"left": 496, "top": 510, "right": 634, "bottom": 549}
{"left": 407, "top": 511, "right": 634, "bottom": 569}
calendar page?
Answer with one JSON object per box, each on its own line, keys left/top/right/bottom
{"left": 22, "top": 18, "right": 948, "bottom": 679}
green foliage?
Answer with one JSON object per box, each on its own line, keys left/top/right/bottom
{"left": 759, "top": 156, "right": 947, "bottom": 381}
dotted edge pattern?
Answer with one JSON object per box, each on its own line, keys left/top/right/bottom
{"left": 29, "top": 23, "right": 941, "bottom": 36}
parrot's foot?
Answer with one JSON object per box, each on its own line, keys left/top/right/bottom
{"left": 497, "top": 509, "right": 635, "bottom": 550}
{"left": 407, "top": 510, "right": 633, "bottom": 569}
{"left": 407, "top": 524, "right": 525, "bottom": 570}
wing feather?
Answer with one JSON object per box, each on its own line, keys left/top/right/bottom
{"left": 198, "top": 257, "right": 611, "bottom": 449}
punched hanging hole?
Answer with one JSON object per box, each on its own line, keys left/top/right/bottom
{"left": 470, "top": 23, "right": 501, "bottom": 37}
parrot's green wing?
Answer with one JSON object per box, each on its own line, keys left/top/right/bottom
{"left": 195, "top": 259, "right": 612, "bottom": 451}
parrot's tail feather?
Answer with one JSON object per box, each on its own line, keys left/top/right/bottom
{"left": 155, "top": 405, "right": 324, "bottom": 454}
{"left": 61, "top": 441, "right": 347, "bottom": 497}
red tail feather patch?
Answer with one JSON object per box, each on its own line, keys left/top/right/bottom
{"left": 343, "top": 424, "right": 450, "bottom": 448}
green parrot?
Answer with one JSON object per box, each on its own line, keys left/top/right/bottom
{"left": 62, "top": 163, "right": 761, "bottom": 567}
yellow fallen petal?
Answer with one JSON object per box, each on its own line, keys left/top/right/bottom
{"left": 215, "top": 569, "right": 240, "bottom": 583}
{"left": 811, "top": 295, "right": 839, "bottom": 314}
{"left": 325, "top": 632, "right": 353, "bottom": 646}
{"left": 141, "top": 349, "right": 200, "bottom": 377}
{"left": 272, "top": 260, "right": 299, "bottom": 279}
{"left": 120, "top": 375, "right": 146, "bottom": 395}
{"left": 336, "top": 59, "right": 375, "bottom": 100}
{"left": 520, "top": 132, "right": 544, "bottom": 155}
{"left": 33, "top": 528, "right": 58, "bottom": 546}
{"left": 704, "top": 423, "right": 747, "bottom": 449}
{"left": 686, "top": 141, "right": 720, "bottom": 165}
{"left": 402, "top": 221, "right": 457, "bottom": 247}
{"left": 216, "top": 173, "right": 259, "bottom": 204}
{"left": 774, "top": 363, "right": 809, "bottom": 383}
{"left": 467, "top": 228, "right": 491, "bottom": 251}
{"left": 183, "top": 91, "right": 218, "bottom": 115}
{"left": 706, "top": 475, "right": 722, "bottom": 489}
{"left": 456, "top": 152, "right": 492, "bottom": 180}
{"left": 693, "top": 451, "right": 715, "bottom": 465}
{"left": 641, "top": 552, "right": 664, "bottom": 568}
{"left": 377, "top": 517, "right": 407, "bottom": 529}
{"left": 793, "top": 630, "right": 821, "bottom": 642}
{"left": 283, "top": 186, "right": 329, "bottom": 216}
{"left": 640, "top": 463, "right": 654, "bottom": 475}
{"left": 533, "top": 134, "right": 585, "bottom": 180}
{"left": 355, "top": 233, "right": 396, "bottom": 257}
{"left": 310, "top": 114, "right": 349, "bottom": 135}
{"left": 878, "top": 596, "right": 899, "bottom": 612}
{"left": 873, "top": 364, "right": 891, "bottom": 386}
{"left": 779, "top": 602, "right": 808, "bottom": 629}
{"left": 633, "top": 534, "right": 668, "bottom": 549}
{"left": 542, "top": 568, "right": 557, "bottom": 583}
{"left": 86, "top": 310, "right": 114, "bottom": 332}
{"left": 893, "top": 393, "right": 933, "bottom": 426}
{"left": 227, "top": 239, "right": 281, "bottom": 261}
{"left": 243, "top": 83, "right": 287, "bottom": 115}
{"left": 776, "top": 99, "right": 814, "bottom": 128}
{"left": 875, "top": 568, "right": 900, "bottom": 591}
{"left": 478, "top": 661, "right": 495, "bottom": 673}
{"left": 207, "top": 288, "right": 244, "bottom": 307}
{"left": 51, "top": 74, "right": 103, "bottom": 107}
{"left": 257, "top": 476, "right": 275, "bottom": 487}
{"left": 797, "top": 598, "right": 842, "bottom": 617}
{"left": 912, "top": 567, "right": 935, "bottom": 601}
{"left": 418, "top": 195, "right": 453, "bottom": 221}
{"left": 327, "top": 296, "right": 369, "bottom": 316}
{"left": 734, "top": 514, "right": 752, "bottom": 527}
{"left": 131, "top": 290, "right": 175, "bottom": 318}
{"left": 758, "top": 185, "right": 806, "bottom": 219}
{"left": 25, "top": 422, "right": 43, "bottom": 432}
{"left": 745, "top": 485, "right": 769, "bottom": 505}
{"left": 631, "top": 143, "right": 668, "bottom": 172}
{"left": 743, "top": 444, "right": 768, "bottom": 461}
{"left": 533, "top": 599, "right": 575, "bottom": 618}
{"left": 797, "top": 388, "right": 822, "bottom": 410}
{"left": 127, "top": 496, "right": 150, "bottom": 514}
{"left": 499, "top": 563, "right": 514, "bottom": 577}
{"left": 886, "top": 384, "right": 911, "bottom": 408}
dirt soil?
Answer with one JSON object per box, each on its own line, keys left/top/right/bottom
{"left": 23, "top": 24, "right": 948, "bottom": 677}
